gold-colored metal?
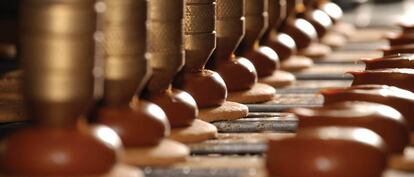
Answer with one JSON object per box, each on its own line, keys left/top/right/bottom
{"left": 102, "top": 0, "right": 148, "bottom": 105}
{"left": 184, "top": 0, "right": 216, "bottom": 70}
{"left": 268, "top": 0, "right": 286, "bottom": 29}
{"left": 20, "top": 0, "right": 96, "bottom": 128}
{"left": 238, "top": 0, "right": 268, "bottom": 51}
{"left": 146, "top": 0, "right": 184, "bottom": 92}
{"left": 213, "top": 0, "right": 245, "bottom": 61}
{"left": 20, "top": 1, "right": 96, "bottom": 35}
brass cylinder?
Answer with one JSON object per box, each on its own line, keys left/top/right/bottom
{"left": 238, "top": 0, "right": 268, "bottom": 51}
{"left": 268, "top": 0, "right": 286, "bottom": 29}
{"left": 20, "top": 0, "right": 96, "bottom": 128}
{"left": 102, "top": 0, "right": 148, "bottom": 106}
{"left": 213, "top": 0, "right": 245, "bottom": 61}
{"left": 184, "top": 0, "right": 216, "bottom": 71}
{"left": 146, "top": 0, "right": 184, "bottom": 92}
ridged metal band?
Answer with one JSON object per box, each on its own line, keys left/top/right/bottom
{"left": 268, "top": 0, "right": 285, "bottom": 27}
{"left": 240, "top": 0, "right": 268, "bottom": 50}
{"left": 147, "top": 0, "right": 185, "bottom": 92}
{"left": 184, "top": 0, "right": 216, "bottom": 70}
{"left": 185, "top": 3, "right": 215, "bottom": 33}
{"left": 20, "top": 1, "right": 96, "bottom": 35}
{"left": 214, "top": 0, "right": 245, "bottom": 61}
{"left": 148, "top": 0, "right": 184, "bottom": 20}
{"left": 102, "top": 0, "right": 148, "bottom": 105}
{"left": 216, "top": 0, "right": 244, "bottom": 19}
{"left": 20, "top": 0, "right": 96, "bottom": 127}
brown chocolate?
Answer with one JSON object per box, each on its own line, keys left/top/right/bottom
{"left": 305, "top": 9, "right": 333, "bottom": 38}
{"left": 290, "top": 101, "right": 409, "bottom": 153}
{"left": 382, "top": 44, "right": 414, "bottom": 56}
{"left": 322, "top": 85, "right": 414, "bottom": 130}
{"left": 399, "top": 23, "right": 414, "bottom": 34}
{"left": 363, "top": 54, "right": 414, "bottom": 70}
{"left": 214, "top": 58, "right": 258, "bottom": 91}
{"left": 241, "top": 46, "right": 279, "bottom": 77}
{"left": 267, "top": 127, "right": 387, "bottom": 177}
{"left": 97, "top": 100, "right": 168, "bottom": 147}
{"left": 281, "top": 18, "right": 317, "bottom": 50}
{"left": 261, "top": 0, "right": 297, "bottom": 61}
{"left": 279, "top": 0, "right": 317, "bottom": 50}
{"left": 387, "top": 33, "right": 414, "bottom": 46}
{"left": 144, "top": 88, "right": 197, "bottom": 128}
{"left": 264, "top": 33, "right": 296, "bottom": 61}
{"left": 174, "top": 70, "right": 227, "bottom": 108}
{"left": 319, "top": 1, "right": 343, "bottom": 23}
{"left": 0, "top": 126, "right": 118, "bottom": 176}
{"left": 235, "top": 0, "right": 280, "bottom": 78}
{"left": 350, "top": 68, "right": 414, "bottom": 93}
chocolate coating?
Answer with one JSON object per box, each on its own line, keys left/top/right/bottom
{"left": 320, "top": 1, "right": 343, "bottom": 23}
{"left": 281, "top": 18, "right": 317, "bottom": 50}
{"left": 235, "top": 0, "right": 280, "bottom": 78}
{"left": 322, "top": 85, "right": 414, "bottom": 130}
{"left": 350, "top": 68, "right": 414, "bottom": 93}
{"left": 291, "top": 101, "right": 409, "bottom": 153}
{"left": 261, "top": 0, "right": 296, "bottom": 61}
{"left": 174, "top": 70, "right": 227, "bottom": 108}
{"left": 144, "top": 88, "right": 198, "bottom": 128}
{"left": 387, "top": 33, "right": 414, "bottom": 46}
{"left": 264, "top": 33, "right": 296, "bottom": 61}
{"left": 382, "top": 44, "right": 414, "bottom": 56}
{"left": 214, "top": 57, "right": 258, "bottom": 91}
{"left": 267, "top": 127, "right": 387, "bottom": 177}
{"left": 305, "top": 9, "right": 332, "bottom": 38}
{"left": 0, "top": 126, "right": 118, "bottom": 176}
{"left": 242, "top": 46, "right": 279, "bottom": 77}
{"left": 97, "top": 100, "right": 169, "bottom": 147}
{"left": 363, "top": 54, "right": 414, "bottom": 70}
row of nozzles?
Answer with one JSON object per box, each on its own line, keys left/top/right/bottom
{"left": 19, "top": 0, "right": 251, "bottom": 127}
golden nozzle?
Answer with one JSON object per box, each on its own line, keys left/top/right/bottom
{"left": 213, "top": 0, "right": 245, "bottom": 61}
{"left": 20, "top": 0, "right": 96, "bottom": 128}
{"left": 268, "top": 0, "right": 287, "bottom": 28}
{"left": 184, "top": 0, "right": 216, "bottom": 70}
{"left": 238, "top": 0, "right": 268, "bottom": 50}
{"left": 102, "top": 0, "right": 149, "bottom": 105}
{"left": 146, "top": 0, "right": 185, "bottom": 92}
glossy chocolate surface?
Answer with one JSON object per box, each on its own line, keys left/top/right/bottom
{"left": 267, "top": 127, "right": 387, "bottom": 177}
{"left": 322, "top": 85, "right": 414, "bottom": 130}
{"left": 291, "top": 101, "right": 409, "bottom": 153}
{"left": 0, "top": 126, "right": 119, "bottom": 176}
{"left": 235, "top": 0, "right": 280, "bottom": 78}
{"left": 264, "top": 33, "right": 296, "bottom": 61}
{"left": 281, "top": 18, "right": 317, "bottom": 50}
{"left": 280, "top": 0, "right": 317, "bottom": 50}
{"left": 262, "top": 0, "right": 296, "bottom": 61}
{"left": 174, "top": 70, "right": 227, "bottom": 108}
{"left": 144, "top": 89, "right": 198, "bottom": 128}
{"left": 305, "top": 9, "right": 332, "bottom": 38}
{"left": 241, "top": 46, "right": 279, "bottom": 77}
{"left": 387, "top": 33, "right": 414, "bottom": 46}
{"left": 350, "top": 68, "right": 414, "bottom": 93}
{"left": 382, "top": 44, "right": 414, "bottom": 56}
{"left": 320, "top": 1, "right": 343, "bottom": 23}
{"left": 97, "top": 100, "right": 169, "bottom": 147}
{"left": 363, "top": 54, "right": 414, "bottom": 70}
{"left": 213, "top": 57, "right": 258, "bottom": 91}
